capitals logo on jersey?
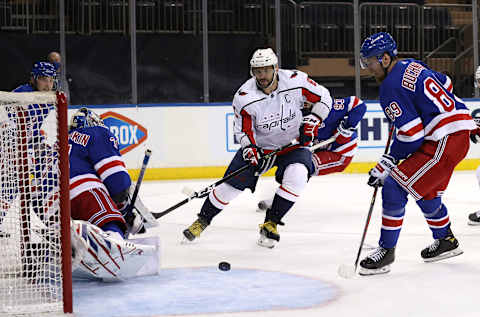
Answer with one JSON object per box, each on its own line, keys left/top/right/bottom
{"left": 100, "top": 112, "right": 148, "bottom": 155}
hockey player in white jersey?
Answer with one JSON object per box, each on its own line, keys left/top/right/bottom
{"left": 182, "top": 48, "right": 332, "bottom": 248}
{"left": 467, "top": 66, "right": 480, "bottom": 225}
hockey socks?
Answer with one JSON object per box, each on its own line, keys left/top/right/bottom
{"left": 268, "top": 194, "right": 294, "bottom": 223}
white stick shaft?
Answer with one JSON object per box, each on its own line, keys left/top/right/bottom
{"left": 309, "top": 135, "right": 337, "bottom": 152}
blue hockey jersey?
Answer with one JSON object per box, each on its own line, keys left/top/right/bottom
{"left": 317, "top": 96, "right": 366, "bottom": 157}
{"left": 69, "top": 125, "right": 131, "bottom": 200}
{"left": 12, "top": 83, "right": 54, "bottom": 142}
{"left": 379, "top": 59, "right": 476, "bottom": 160}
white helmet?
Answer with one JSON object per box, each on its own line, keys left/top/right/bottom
{"left": 250, "top": 48, "right": 278, "bottom": 75}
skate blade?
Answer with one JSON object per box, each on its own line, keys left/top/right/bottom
{"left": 180, "top": 236, "right": 196, "bottom": 245}
{"left": 423, "top": 248, "right": 463, "bottom": 263}
{"left": 468, "top": 220, "right": 480, "bottom": 226}
{"left": 257, "top": 236, "right": 276, "bottom": 249}
{"left": 358, "top": 265, "right": 391, "bottom": 276}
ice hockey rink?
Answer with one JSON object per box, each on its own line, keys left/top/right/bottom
{"left": 73, "top": 170, "right": 480, "bottom": 317}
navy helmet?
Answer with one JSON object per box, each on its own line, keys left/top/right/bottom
{"left": 31, "top": 61, "right": 56, "bottom": 79}
{"left": 69, "top": 107, "right": 105, "bottom": 131}
{"left": 360, "top": 32, "right": 398, "bottom": 69}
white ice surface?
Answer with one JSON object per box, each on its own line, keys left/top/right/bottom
{"left": 75, "top": 171, "right": 480, "bottom": 317}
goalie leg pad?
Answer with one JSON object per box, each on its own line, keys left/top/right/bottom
{"left": 71, "top": 220, "right": 160, "bottom": 281}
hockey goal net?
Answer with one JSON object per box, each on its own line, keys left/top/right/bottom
{"left": 0, "top": 91, "right": 72, "bottom": 315}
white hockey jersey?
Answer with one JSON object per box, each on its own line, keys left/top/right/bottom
{"left": 233, "top": 69, "right": 332, "bottom": 150}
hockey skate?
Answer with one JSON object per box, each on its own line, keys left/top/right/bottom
{"left": 468, "top": 211, "right": 480, "bottom": 226}
{"left": 257, "top": 221, "right": 280, "bottom": 249}
{"left": 359, "top": 247, "right": 395, "bottom": 276}
{"left": 182, "top": 217, "right": 209, "bottom": 242}
{"left": 421, "top": 230, "right": 463, "bottom": 262}
{"left": 256, "top": 198, "right": 273, "bottom": 213}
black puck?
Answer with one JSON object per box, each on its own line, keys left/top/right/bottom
{"left": 218, "top": 261, "right": 231, "bottom": 271}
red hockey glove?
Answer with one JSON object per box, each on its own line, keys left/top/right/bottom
{"left": 299, "top": 114, "right": 322, "bottom": 147}
{"left": 242, "top": 144, "right": 263, "bottom": 166}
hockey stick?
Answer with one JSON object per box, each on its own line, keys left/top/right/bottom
{"left": 130, "top": 149, "right": 152, "bottom": 210}
{"left": 338, "top": 125, "right": 395, "bottom": 278}
{"left": 152, "top": 140, "right": 299, "bottom": 219}
{"left": 125, "top": 149, "right": 157, "bottom": 226}
{"left": 309, "top": 134, "right": 337, "bottom": 153}
{"left": 181, "top": 135, "right": 339, "bottom": 198}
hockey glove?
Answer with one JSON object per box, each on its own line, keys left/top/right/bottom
{"left": 114, "top": 189, "right": 146, "bottom": 236}
{"left": 242, "top": 144, "right": 264, "bottom": 166}
{"left": 470, "top": 118, "right": 480, "bottom": 144}
{"left": 367, "top": 154, "right": 398, "bottom": 187}
{"left": 299, "top": 114, "right": 322, "bottom": 147}
{"left": 335, "top": 119, "right": 356, "bottom": 144}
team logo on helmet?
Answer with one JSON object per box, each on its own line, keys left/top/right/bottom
{"left": 360, "top": 32, "right": 398, "bottom": 69}
{"left": 100, "top": 111, "right": 148, "bottom": 155}
{"left": 31, "top": 61, "right": 56, "bottom": 79}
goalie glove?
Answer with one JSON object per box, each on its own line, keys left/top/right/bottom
{"left": 367, "top": 154, "right": 398, "bottom": 187}
{"left": 114, "top": 183, "right": 159, "bottom": 237}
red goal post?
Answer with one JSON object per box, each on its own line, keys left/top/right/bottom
{"left": 0, "top": 91, "right": 72, "bottom": 315}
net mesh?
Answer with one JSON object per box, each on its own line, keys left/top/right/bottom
{"left": 0, "top": 91, "right": 65, "bottom": 315}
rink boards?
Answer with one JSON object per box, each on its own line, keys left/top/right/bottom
{"left": 68, "top": 99, "right": 480, "bottom": 180}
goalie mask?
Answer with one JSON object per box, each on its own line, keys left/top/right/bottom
{"left": 250, "top": 48, "right": 278, "bottom": 90}
{"left": 69, "top": 107, "right": 105, "bottom": 130}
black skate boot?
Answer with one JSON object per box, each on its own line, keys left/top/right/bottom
{"left": 359, "top": 247, "right": 395, "bottom": 276}
{"left": 183, "top": 217, "right": 209, "bottom": 242}
{"left": 468, "top": 211, "right": 480, "bottom": 226}
{"left": 421, "top": 229, "right": 463, "bottom": 262}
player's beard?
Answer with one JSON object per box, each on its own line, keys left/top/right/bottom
{"left": 257, "top": 77, "right": 273, "bottom": 89}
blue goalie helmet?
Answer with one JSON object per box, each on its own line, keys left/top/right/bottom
{"left": 360, "top": 32, "right": 398, "bottom": 69}
{"left": 69, "top": 107, "right": 105, "bottom": 130}
{"left": 31, "top": 61, "right": 56, "bottom": 79}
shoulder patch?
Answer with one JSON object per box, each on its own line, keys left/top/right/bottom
{"left": 238, "top": 90, "right": 248, "bottom": 96}
{"left": 290, "top": 71, "right": 298, "bottom": 79}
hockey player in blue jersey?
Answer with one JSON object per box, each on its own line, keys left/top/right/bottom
{"left": 312, "top": 96, "right": 366, "bottom": 175}
{"left": 358, "top": 32, "right": 477, "bottom": 275}
{"left": 467, "top": 67, "right": 480, "bottom": 224}
{"left": 68, "top": 108, "right": 159, "bottom": 280}
{"left": 256, "top": 95, "right": 367, "bottom": 212}
{"left": 0, "top": 62, "right": 57, "bottom": 237}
